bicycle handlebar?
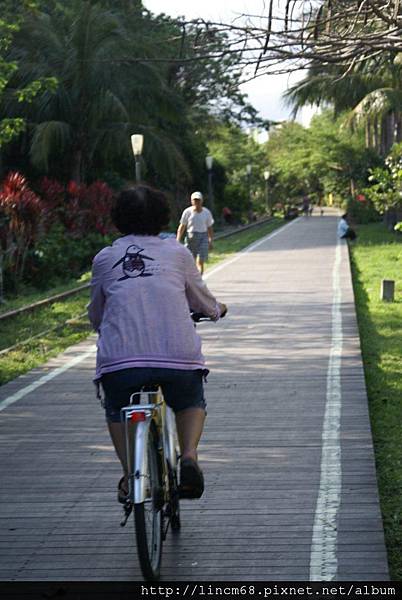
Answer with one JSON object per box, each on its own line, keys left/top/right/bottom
{"left": 191, "top": 307, "right": 227, "bottom": 322}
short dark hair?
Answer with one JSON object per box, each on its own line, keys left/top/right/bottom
{"left": 111, "top": 185, "right": 170, "bottom": 235}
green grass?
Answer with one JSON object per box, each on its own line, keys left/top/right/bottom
{"left": 0, "top": 218, "right": 283, "bottom": 386}
{"left": 0, "top": 291, "right": 92, "bottom": 385}
{"left": 350, "top": 222, "right": 402, "bottom": 580}
{"left": 0, "top": 271, "right": 91, "bottom": 315}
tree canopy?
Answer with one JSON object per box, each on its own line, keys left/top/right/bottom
{"left": 1, "top": 0, "right": 263, "bottom": 197}
{"left": 181, "top": 1, "right": 402, "bottom": 79}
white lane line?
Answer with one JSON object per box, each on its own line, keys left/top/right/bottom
{"left": 310, "top": 240, "right": 343, "bottom": 580}
{"left": 0, "top": 218, "right": 299, "bottom": 413}
{"left": 204, "top": 217, "right": 300, "bottom": 281}
{"left": 0, "top": 347, "right": 96, "bottom": 413}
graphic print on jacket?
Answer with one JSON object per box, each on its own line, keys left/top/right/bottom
{"left": 112, "top": 244, "right": 155, "bottom": 280}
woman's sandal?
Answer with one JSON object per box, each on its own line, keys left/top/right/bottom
{"left": 179, "top": 457, "right": 204, "bottom": 499}
{"left": 117, "top": 476, "right": 129, "bottom": 504}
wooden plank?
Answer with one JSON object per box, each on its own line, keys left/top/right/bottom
{"left": 0, "top": 210, "right": 389, "bottom": 581}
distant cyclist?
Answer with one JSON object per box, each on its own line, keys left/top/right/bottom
{"left": 88, "top": 185, "right": 227, "bottom": 502}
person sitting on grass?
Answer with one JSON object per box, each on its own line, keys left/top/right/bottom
{"left": 337, "top": 213, "right": 357, "bottom": 240}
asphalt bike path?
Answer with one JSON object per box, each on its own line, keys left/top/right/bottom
{"left": 0, "top": 209, "right": 388, "bottom": 581}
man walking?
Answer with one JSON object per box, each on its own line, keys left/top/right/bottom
{"left": 177, "top": 191, "right": 214, "bottom": 275}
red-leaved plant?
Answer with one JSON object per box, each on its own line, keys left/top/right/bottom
{"left": 85, "top": 181, "right": 114, "bottom": 235}
{"left": 38, "top": 177, "right": 66, "bottom": 230}
{"left": 0, "top": 172, "right": 43, "bottom": 286}
{"left": 65, "top": 180, "right": 114, "bottom": 236}
{"left": 39, "top": 177, "right": 114, "bottom": 236}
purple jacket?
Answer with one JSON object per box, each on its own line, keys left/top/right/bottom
{"left": 88, "top": 234, "right": 220, "bottom": 379}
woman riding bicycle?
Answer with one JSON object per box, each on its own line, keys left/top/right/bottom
{"left": 88, "top": 185, "right": 227, "bottom": 502}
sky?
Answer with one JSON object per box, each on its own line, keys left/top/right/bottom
{"left": 143, "top": 0, "right": 316, "bottom": 126}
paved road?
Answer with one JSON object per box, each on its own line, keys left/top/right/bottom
{"left": 0, "top": 210, "right": 389, "bottom": 581}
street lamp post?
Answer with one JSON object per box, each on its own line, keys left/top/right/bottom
{"left": 246, "top": 164, "right": 252, "bottom": 221}
{"left": 131, "top": 134, "right": 144, "bottom": 182}
{"left": 205, "top": 155, "right": 215, "bottom": 215}
{"left": 264, "top": 169, "right": 270, "bottom": 214}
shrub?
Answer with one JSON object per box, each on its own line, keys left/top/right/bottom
{"left": 346, "top": 195, "right": 380, "bottom": 224}
{"left": 39, "top": 177, "right": 115, "bottom": 236}
{"left": 1, "top": 173, "right": 116, "bottom": 294}
{"left": 28, "top": 223, "right": 115, "bottom": 288}
{"left": 223, "top": 182, "right": 249, "bottom": 222}
{"left": 38, "top": 177, "right": 66, "bottom": 230}
{"left": 364, "top": 143, "right": 402, "bottom": 229}
{"left": 0, "top": 172, "right": 43, "bottom": 288}
{"left": 65, "top": 180, "right": 114, "bottom": 236}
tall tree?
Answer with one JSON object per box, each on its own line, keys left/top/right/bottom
{"left": 183, "top": 1, "right": 402, "bottom": 79}
{"left": 286, "top": 57, "right": 402, "bottom": 155}
{"left": 265, "top": 110, "right": 378, "bottom": 202}
{"left": 0, "top": 1, "right": 56, "bottom": 151}
{"left": 8, "top": 1, "right": 132, "bottom": 182}
{"left": 5, "top": 0, "right": 263, "bottom": 192}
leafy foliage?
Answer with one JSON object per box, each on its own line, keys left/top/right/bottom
{"left": 207, "top": 122, "right": 268, "bottom": 217}
{"left": 285, "top": 57, "right": 402, "bottom": 156}
{"left": 0, "top": 171, "right": 43, "bottom": 286}
{"left": 265, "top": 111, "right": 379, "bottom": 205}
{"left": 3, "top": 0, "right": 260, "bottom": 197}
{"left": 0, "top": 1, "right": 58, "bottom": 148}
{"left": 0, "top": 170, "right": 115, "bottom": 291}
{"left": 346, "top": 196, "right": 380, "bottom": 224}
{"left": 30, "top": 224, "right": 113, "bottom": 288}
{"left": 365, "top": 143, "right": 402, "bottom": 214}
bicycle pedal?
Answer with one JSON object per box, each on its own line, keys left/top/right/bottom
{"left": 120, "top": 501, "right": 132, "bottom": 527}
{"left": 153, "top": 487, "right": 165, "bottom": 511}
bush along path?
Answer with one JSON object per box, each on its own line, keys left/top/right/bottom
{"left": 350, "top": 222, "right": 402, "bottom": 580}
{"left": 0, "top": 216, "right": 273, "bottom": 320}
{"left": 0, "top": 218, "right": 283, "bottom": 386}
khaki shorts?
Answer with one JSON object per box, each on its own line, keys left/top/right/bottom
{"left": 186, "top": 232, "right": 209, "bottom": 261}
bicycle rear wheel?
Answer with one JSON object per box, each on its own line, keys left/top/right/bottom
{"left": 134, "top": 427, "right": 163, "bottom": 581}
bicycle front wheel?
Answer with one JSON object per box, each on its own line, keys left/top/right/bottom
{"left": 134, "top": 427, "right": 163, "bottom": 581}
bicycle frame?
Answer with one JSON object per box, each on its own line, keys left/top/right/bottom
{"left": 120, "top": 389, "right": 178, "bottom": 505}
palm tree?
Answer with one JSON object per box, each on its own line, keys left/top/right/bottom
{"left": 8, "top": 1, "right": 194, "bottom": 185}
{"left": 10, "top": 1, "right": 130, "bottom": 182}
{"left": 286, "top": 58, "right": 402, "bottom": 156}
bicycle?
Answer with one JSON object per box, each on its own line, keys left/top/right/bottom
{"left": 119, "top": 311, "right": 222, "bottom": 581}
{"left": 119, "top": 384, "right": 179, "bottom": 581}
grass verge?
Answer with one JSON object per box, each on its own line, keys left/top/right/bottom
{"left": 0, "top": 272, "right": 91, "bottom": 315}
{"left": 0, "top": 218, "right": 283, "bottom": 386}
{"left": 350, "top": 222, "right": 402, "bottom": 580}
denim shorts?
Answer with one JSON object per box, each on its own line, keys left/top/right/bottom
{"left": 101, "top": 367, "right": 207, "bottom": 422}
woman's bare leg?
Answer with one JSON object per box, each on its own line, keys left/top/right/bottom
{"left": 175, "top": 407, "right": 206, "bottom": 462}
{"left": 107, "top": 421, "right": 128, "bottom": 492}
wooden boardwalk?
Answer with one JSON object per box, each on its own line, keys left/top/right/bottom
{"left": 0, "top": 210, "right": 389, "bottom": 581}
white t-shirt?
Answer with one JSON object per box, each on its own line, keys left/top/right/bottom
{"left": 180, "top": 207, "right": 214, "bottom": 233}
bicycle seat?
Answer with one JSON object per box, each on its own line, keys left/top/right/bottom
{"left": 141, "top": 384, "right": 159, "bottom": 393}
